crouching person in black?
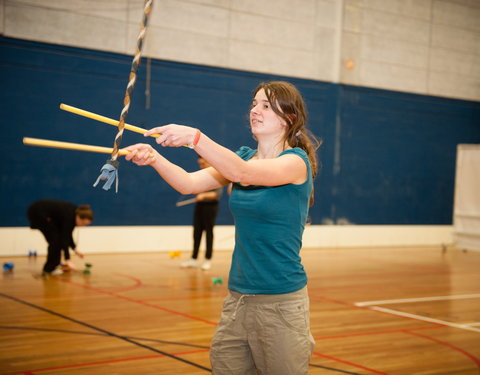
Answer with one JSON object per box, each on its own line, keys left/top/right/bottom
{"left": 27, "top": 200, "right": 93, "bottom": 276}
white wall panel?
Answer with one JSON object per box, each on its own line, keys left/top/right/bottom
{"left": 431, "top": 24, "right": 480, "bottom": 55}
{"left": 228, "top": 39, "right": 319, "bottom": 79}
{"left": 347, "top": 8, "right": 431, "bottom": 44}
{"left": 0, "top": 0, "right": 4, "bottom": 35}
{"left": 360, "top": 61, "right": 428, "bottom": 94}
{"left": 141, "top": 25, "right": 229, "bottom": 67}
{"left": 429, "top": 71, "right": 480, "bottom": 100}
{"left": 430, "top": 48, "right": 480, "bottom": 79}
{"left": 7, "top": 0, "right": 129, "bottom": 21}
{"left": 5, "top": 1, "right": 128, "bottom": 54}
{"left": 187, "top": 0, "right": 230, "bottom": 7}
{"left": 360, "top": 35, "right": 429, "bottom": 69}
{"left": 314, "top": 27, "right": 338, "bottom": 82}
{"left": 362, "top": 0, "right": 432, "bottom": 20}
{"left": 453, "top": 145, "right": 480, "bottom": 252}
{"left": 434, "top": 0, "right": 480, "bottom": 32}
{"left": 147, "top": 0, "right": 230, "bottom": 37}
{"left": 2, "top": 0, "right": 479, "bottom": 101}
{"left": 231, "top": 0, "right": 317, "bottom": 24}
{"left": 315, "top": 1, "right": 338, "bottom": 29}
{"left": 340, "top": 31, "right": 361, "bottom": 84}
{"left": 229, "top": 12, "right": 316, "bottom": 51}
{"left": 342, "top": 0, "right": 479, "bottom": 101}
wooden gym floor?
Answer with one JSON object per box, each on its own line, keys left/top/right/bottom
{"left": 0, "top": 246, "right": 479, "bottom": 374}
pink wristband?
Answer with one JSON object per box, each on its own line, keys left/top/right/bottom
{"left": 189, "top": 129, "right": 201, "bottom": 149}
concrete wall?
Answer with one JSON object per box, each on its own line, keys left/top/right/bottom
{"left": 341, "top": 0, "right": 480, "bottom": 101}
{"left": 2, "top": 0, "right": 479, "bottom": 101}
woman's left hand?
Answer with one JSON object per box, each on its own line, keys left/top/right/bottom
{"left": 124, "top": 143, "right": 158, "bottom": 166}
{"left": 145, "top": 124, "right": 197, "bottom": 148}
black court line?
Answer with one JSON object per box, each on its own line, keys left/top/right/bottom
{"left": 1, "top": 294, "right": 361, "bottom": 375}
{"left": 309, "top": 363, "right": 362, "bottom": 374}
{"left": 0, "top": 325, "right": 210, "bottom": 350}
{"left": 0, "top": 293, "right": 212, "bottom": 372}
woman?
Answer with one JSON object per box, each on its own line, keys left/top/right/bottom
{"left": 181, "top": 157, "right": 222, "bottom": 271}
{"left": 125, "top": 81, "right": 319, "bottom": 374}
{"left": 27, "top": 200, "right": 93, "bottom": 275}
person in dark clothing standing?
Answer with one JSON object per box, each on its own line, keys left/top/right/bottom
{"left": 27, "top": 200, "right": 93, "bottom": 275}
{"left": 181, "top": 157, "right": 222, "bottom": 270}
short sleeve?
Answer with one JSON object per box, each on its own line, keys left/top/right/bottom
{"left": 235, "top": 146, "right": 257, "bottom": 161}
{"left": 281, "top": 148, "right": 309, "bottom": 166}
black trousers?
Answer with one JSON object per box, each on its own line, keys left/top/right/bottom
{"left": 28, "top": 210, "right": 63, "bottom": 273}
{"left": 33, "top": 225, "right": 63, "bottom": 272}
{"left": 192, "top": 201, "right": 219, "bottom": 260}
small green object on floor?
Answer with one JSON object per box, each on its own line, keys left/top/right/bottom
{"left": 212, "top": 277, "right": 223, "bottom": 285}
{"left": 83, "top": 263, "right": 92, "bottom": 275}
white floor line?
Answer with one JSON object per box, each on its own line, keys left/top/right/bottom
{"left": 368, "top": 306, "right": 480, "bottom": 334}
{"left": 466, "top": 322, "right": 480, "bottom": 327}
{"left": 355, "top": 293, "right": 480, "bottom": 307}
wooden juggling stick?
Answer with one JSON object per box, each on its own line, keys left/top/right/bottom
{"left": 23, "top": 137, "right": 130, "bottom": 155}
{"left": 60, "top": 103, "right": 189, "bottom": 147}
{"left": 23, "top": 137, "right": 155, "bottom": 159}
{"left": 60, "top": 104, "right": 160, "bottom": 138}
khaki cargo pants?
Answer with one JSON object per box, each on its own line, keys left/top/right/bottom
{"left": 210, "top": 287, "right": 315, "bottom": 375}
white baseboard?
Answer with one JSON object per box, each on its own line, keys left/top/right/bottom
{"left": 0, "top": 225, "right": 454, "bottom": 256}
{"left": 302, "top": 225, "right": 454, "bottom": 249}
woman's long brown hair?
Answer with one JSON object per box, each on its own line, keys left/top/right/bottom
{"left": 253, "top": 81, "right": 322, "bottom": 205}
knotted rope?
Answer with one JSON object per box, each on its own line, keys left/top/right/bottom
{"left": 94, "top": 0, "right": 153, "bottom": 192}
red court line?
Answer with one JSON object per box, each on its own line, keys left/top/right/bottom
{"left": 0, "top": 349, "right": 210, "bottom": 375}
{"left": 102, "top": 273, "right": 144, "bottom": 293}
{"left": 312, "top": 352, "right": 389, "bottom": 375}
{"left": 311, "top": 294, "right": 480, "bottom": 372}
{"left": 106, "top": 273, "right": 211, "bottom": 294}
{"left": 144, "top": 292, "right": 228, "bottom": 302}
{"left": 406, "top": 331, "right": 480, "bottom": 368}
{"left": 58, "top": 278, "right": 218, "bottom": 326}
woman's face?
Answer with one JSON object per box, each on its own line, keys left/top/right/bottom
{"left": 76, "top": 216, "right": 92, "bottom": 227}
{"left": 250, "top": 88, "right": 286, "bottom": 138}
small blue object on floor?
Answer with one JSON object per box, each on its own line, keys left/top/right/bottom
{"left": 3, "top": 262, "right": 14, "bottom": 271}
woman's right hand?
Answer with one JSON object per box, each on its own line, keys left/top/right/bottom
{"left": 123, "top": 143, "right": 159, "bottom": 166}
{"left": 145, "top": 124, "right": 198, "bottom": 148}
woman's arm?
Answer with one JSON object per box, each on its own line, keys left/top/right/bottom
{"left": 143, "top": 125, "right": 307, "bottom": 187}
{"left": 196, "top": 133, "right": 306, "bottom": 186}
{"left": 124, "top": 143, "right": 229, "bottom": 194}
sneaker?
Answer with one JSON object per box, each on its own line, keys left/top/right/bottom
{"left": 180, "top": 258, "right": 199, "bottom": 268}
{"left": 201, "top": 260, "right": 211, "bottom": 270}
{"left": 43, "top": 269, "right": 64, "bottom": 276}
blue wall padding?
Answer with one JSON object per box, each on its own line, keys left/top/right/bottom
{"left": 1, "top": 37, "right": 479, "bottom": 226}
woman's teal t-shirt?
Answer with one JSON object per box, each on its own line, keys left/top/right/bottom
{"left": 228, "top": 146, "right": 312, "bottom": 295}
